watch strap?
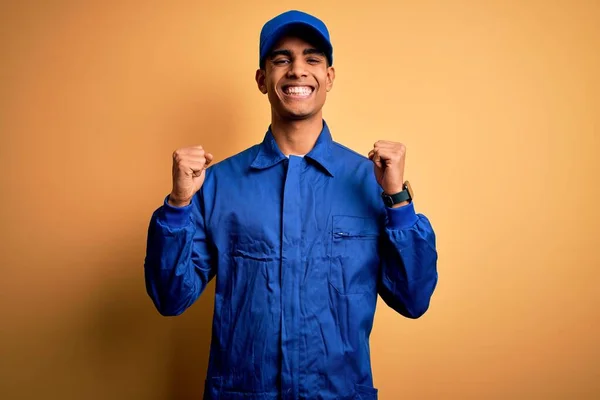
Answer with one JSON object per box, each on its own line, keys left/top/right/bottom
{"left": 381, "top": 181, "right": 412, "bottom": 207}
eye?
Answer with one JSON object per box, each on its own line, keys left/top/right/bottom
{"left": 307, "top": 58, "right": 321, "bottom": 64}
{"left": 273, "top": 58, "right": 290, "bottom": 65}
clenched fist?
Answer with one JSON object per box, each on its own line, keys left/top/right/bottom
{"left": 368, "top": 141, "right": 406, "bottom": 195}
{"left": 168, "top": 146, "right": 214, "bottom": 208}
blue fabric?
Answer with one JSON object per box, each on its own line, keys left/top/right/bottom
{"left": 144, "top": 120, "right": 438, "bottom": 399}
{"left": 259, "top": 10, "right": 333, "bottom": 67}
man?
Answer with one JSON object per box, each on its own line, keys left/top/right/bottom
{"left": 144, "top": 10, "right": 438, "bottom": 400}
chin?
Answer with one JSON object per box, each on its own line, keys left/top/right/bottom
{"left": 286, "top": 103, "right": 321, "bottom": 118}
{"left": 274, "top": 106, "right": 314, "bottom": 120}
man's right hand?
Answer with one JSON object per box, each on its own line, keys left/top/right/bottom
{"left": 168, "top": 146, "right": 214, "bottom": 208}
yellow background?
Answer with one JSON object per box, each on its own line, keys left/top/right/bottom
{"left": 1, "top": 1, "right": 598, "bottom": 399}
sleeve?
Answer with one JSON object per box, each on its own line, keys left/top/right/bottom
{"left": 378, "top": 201, "right": 439, "bottom": 319}
{"left": 143, "top": 189, "right": 215, "bottom": 316}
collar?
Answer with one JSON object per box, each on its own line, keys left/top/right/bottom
{"left": 250, "top": 120, "right": 335, "bottom": 176}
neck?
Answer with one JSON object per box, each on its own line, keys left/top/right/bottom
{"left": 270, "top": 112, "right": 323, "bottom": 156}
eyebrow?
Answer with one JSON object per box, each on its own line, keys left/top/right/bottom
{"left": 269, "top": 48, "right": 326, "bottom": 59}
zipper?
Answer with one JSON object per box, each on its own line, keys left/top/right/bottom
{"left": 333, "top": 231, "right": 378, "bottom": 239}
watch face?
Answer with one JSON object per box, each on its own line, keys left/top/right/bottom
{"left": 404, "top": 181, "right": 414, "bottom": 200}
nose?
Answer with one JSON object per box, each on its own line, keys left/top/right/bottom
{"left": 286, "top": 59, "right": 308, "bottom": 79}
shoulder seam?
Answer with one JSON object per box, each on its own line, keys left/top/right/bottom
{"left": 332, "top": 141, "right": 369, "bottom": 161}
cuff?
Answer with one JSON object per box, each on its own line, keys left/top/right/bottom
{"left": 158, "top": 195, "right": 193, "bottom": 228}
{"left": 386, "top": 201, "right": 419, "bottom": 230}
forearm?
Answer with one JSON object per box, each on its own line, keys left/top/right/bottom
{"left": 144, "top": 198, "right": 212, "bottom": 316}
{"left": 378, "top": 203, "right": 438, "bottom": 318}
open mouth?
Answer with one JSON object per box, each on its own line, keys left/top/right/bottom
{"left": 282, "top": 85, "right": 314, "bottom": 99}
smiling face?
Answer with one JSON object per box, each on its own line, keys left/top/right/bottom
{"left": 256, "top": 34, "right": 335, "bottom": 121}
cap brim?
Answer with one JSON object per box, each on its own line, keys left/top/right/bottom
{"left": 261, "top": 21, "right": 332, "bottom": 66}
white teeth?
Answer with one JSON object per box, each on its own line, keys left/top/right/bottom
{"left": 285, "top": 86, "right": 312, "bottom": 95}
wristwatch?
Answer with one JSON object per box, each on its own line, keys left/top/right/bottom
{"left": 381, "top": 181, "right": 413, "bottom": 207}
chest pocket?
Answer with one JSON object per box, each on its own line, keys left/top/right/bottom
{"left": 329, "top": 215, "right": 381, "bottom": 295}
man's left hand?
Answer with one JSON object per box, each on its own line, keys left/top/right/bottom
{"left": 368, "top": 141, "right": 406, "bottom": 195}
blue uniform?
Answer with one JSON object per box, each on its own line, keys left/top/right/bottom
{"left": 144, "top": 121, "right": 438, "bottom": 399}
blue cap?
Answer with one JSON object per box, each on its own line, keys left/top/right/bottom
{"left": 259, "top": 10, "right": 333, "bottom": 68}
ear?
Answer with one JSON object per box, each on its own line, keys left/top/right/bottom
{"left": 255, "top": 69, "right": 268, "bottom": 94}
{"left": 326, "top": 66, "right": 335, "bottom": 92}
